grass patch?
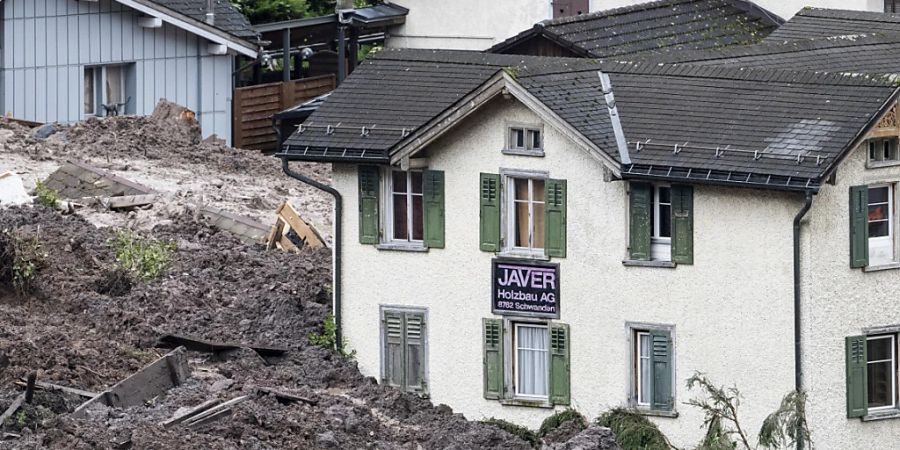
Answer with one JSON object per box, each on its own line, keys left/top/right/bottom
{"left": 308, "top": 313, "right": 355, "bottom": 359}
{"left": 0, "top": 230, "right": 46, "bottom": 294}
{"left": 538, "top": 408, "right": 588, "bottom": 437}
{"left": 481, "top": 417, "right": 540, "bottom": 447}
{"left": 33, "top": 180, "right": 59, "bottom": 209}
{"left": 596, "top": 408, "right": 671, "bottom": 450}
{"left": 110, "top": 228, "right": 176, "bottom": 281}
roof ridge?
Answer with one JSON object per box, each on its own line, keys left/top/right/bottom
{"left": 655, "top": 32, "right": 900, "bottom": 62}
{"left": 797, "top": 7, "right": 900, "bottom": 23}
{"left": 541, "top": 0, "right": 781, "bottom": 27}
{"left": 521, "top": 60, "right": 898, "bottom": 87}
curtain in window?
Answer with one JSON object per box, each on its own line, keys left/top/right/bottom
{"left": 517, "top": 326, "right": 548, "bottom": 396}
{"left": 532, "top": 180, "right": 545, "bottom": 249}
{"left": 639, "top": 334, "right": 651, "bottom": 404}
{"left": 105, "top": 66, "right": 124, "bottom": 104}
{"left": 83, "top": 68, "right": 95, "bottom": 114}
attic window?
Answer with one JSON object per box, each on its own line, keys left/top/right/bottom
{"left": 868, "top": 138, "right": 899, "bottom": 166}
{"left": 504, "top": 125, "right": 544, "bottom": 156}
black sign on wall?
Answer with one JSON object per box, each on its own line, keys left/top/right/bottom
{"left": 492, "top": 259, "right": 560, "bottom": 319}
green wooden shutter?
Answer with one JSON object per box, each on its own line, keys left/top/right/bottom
{"left": 483, "top": 318, "right": 504, "bottom": 399}
{"left": 549, "top": 323, "right": 571, "bottom": 405}
{"left": 849, "top": 185, "right": 869, "bottom": 268}
{"left": 545, "top": 179, "right": 567, "bottom": 258}
{"left": 405, "top": 313, "right": 427, "bottom": 394}
{"left": 650, "top": 329, "right": 673, "bottom": 411}
{"left": 382, "top": 311, "right": 404, "bottom": 388}
{"left": 671, "top": 185, "right": 694, "bottom": 265}
{"left": 358, "top": 166, "right": 380, "bottom": 245}
{"left": 423, "top": 170, "right": 445, "bottom": 249}
{"left": 629, "top": 183, "right": 652, "bottom": 261}
{"left": 846, "top": 335, "right": 868, "bottom": 418}
{"left": 480, "top": 173, "right": 501, "bottom": 252}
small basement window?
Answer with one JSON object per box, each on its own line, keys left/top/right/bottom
{"left": 505, "top": 126, "right": 543, "bottom": 155}
{"left": 868, "top": 138, "right": 899, "bottom": 165}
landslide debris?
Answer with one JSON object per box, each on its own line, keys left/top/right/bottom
{"left": 0, "top": 206, "right": 533, "bottom": 449}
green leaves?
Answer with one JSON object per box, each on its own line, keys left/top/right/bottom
{"left": 111, "top": 228, "right": 176, "bottom": 281}
{"left": 230, "top": 0, "right": 309, "bottom": 24}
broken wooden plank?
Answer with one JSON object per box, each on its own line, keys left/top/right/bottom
{"left": 72, "top": 347, "right": 190, "bottom": 418}
{"left": 256, "top": 387, "right": 317, "bottom": 406}
{"left": 155, "top": 334, "right": 287, "bottom": 357}
{"left": 182, "top": 395, "right": 250, "bottom": 428}
{"left": 14, "top": 380, "right": 99, "bottom": 399}
{"left": 267, "top": 201, "right": 327, "bottom": 252}
{"left": 103, "top": 194, "right": 157, "bottom": 210}
{"left": 161, "top": 398, "right": 222, "bottom": 428}
{"left": 0, "top": 394, "right": 25, "bottom": 425}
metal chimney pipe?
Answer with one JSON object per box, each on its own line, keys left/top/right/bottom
{"left": 206, "top": 0, "right": 215, "bottom": 25}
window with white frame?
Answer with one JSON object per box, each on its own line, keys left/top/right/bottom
{"left": 635, "top": 331, "right": 652, "bottom": 406}
{"left": 506, "top": 126, "right": 543, "bottom": 155}
{"left": 867, "top": 334, "right": 896, "bottom": 411}
{"left": 868, "top": 185, "right": 894, "bottom": 265}
{"left": 507, "top": 177, "right": 546, "bottom": 255}
{"left": 868, "top": 138, "right": 899, "bottom": 164}
{"left": 650, "top": 185, "right": 672, "bottom": 261}
{"left": 513, "top": 322, "right": 549, "bottom": 399}
{"left": 387, "top": 170, "right": 424, "bottom": 243}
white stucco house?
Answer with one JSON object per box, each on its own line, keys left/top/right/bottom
{"left": 0, "top": 0, "right": 260, "bottom": 143}
{"left": 277, "top": 34, "right": 900, "bottom": 448}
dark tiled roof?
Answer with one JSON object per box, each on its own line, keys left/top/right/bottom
{"left": 282, "top": 49, "right": 897, "bottom": 190}
{"left": 149, "top": 0, "right": 257, "bottom": 39}
{"left": 490, "top": 0, "right": 783, "bottom": 59}
{"left": 766, "top": 8, "right": 900, "bottom": 42}
{"left": 637, "top": 33, "right": 900, "bottom": 75}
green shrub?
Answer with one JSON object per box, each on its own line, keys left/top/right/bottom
{"left": 308, "top": 313, "right": 355, "bottom": 359}
{"left": 33, "top": 180, "right": 59, "bottom": 208}
{"left": 110, "top": 228, "right": 176, "bottom": 281}
{"left": 0, "top": 230, "right": 45, "bottom": 294}
{"left": 595, "top": 408, "right": 671, "bottom": 450}
{"left": 538, "top": 408, "right": 588, "bottom": 438}
{"left": 481, "top": 417, "right": 540, "bottom": 447}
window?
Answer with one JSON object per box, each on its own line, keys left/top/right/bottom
{"left": 886, "top": 0, "right": 899, "bottom": 13}
{"left": 509, "top": 177, "right": 546, "bottom": 254}
{"left": 868, "top": 185, "right": 894, "bottom": 265}
{"left": 868, "top": 138, "right": 899, "bottom": 164}
{"left": 389, "top": 170, "right": 424, "bottom": 243}
{"left": 627, "top": 183, "right": 693, "bottom": 265}
{"left": 505, "top": 126, "right": 543, "bottom": 156}
{"left": 628, "top": 325, "right": 674, "bottom": 413}
{"left": 482, "top": 319, "right": 570, "bottom": 406}
{"left": 382, "top": 308, "right": 428, "bottom": 395}
{"left": 513, "top": 323, "right": 549, "bottom": 398}
{"left": 84, "top": 64, "right": 133, "bottom": 117}
{"left": 868, "top": 335, "right": 896, "bottom": 411}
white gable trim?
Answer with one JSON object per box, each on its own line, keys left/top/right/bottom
{"left": 116, "top": 0, "right": 258, "bottom": 58}
{"left": 390, "top": 72, "right": 621, "bottom": 177}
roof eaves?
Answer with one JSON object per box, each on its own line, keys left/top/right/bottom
{"left": 118, "top": 0, "right": 259, "bottom": 57}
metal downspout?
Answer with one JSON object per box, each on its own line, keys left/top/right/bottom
{"left": 793, "top": 190, "right": 814, "bottom": 450}
{"left": 281, "top": 158, "right": 344, "bottom": 350}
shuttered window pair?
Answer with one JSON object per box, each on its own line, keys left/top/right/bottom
{"left": 849, "top": 184, "right": 896, "bottom": 268}
{"left": 633, "top": 328, "right": 674, "bottom": 412}
{"left": 483, "top": 318, "right": 570, "bottom": 405}
{"left": 846, "top": 334, "right": 899, "bottom": 418}
{"left": 358, "top": 166, "right": 445, "bottom": 248}
{"left": 629, "top": 183, "right": 693, "bottom": 264}
{"left": 382, "top": 310, "right": 428, "bottom": 395}
{"left": 479, "top": 173, "right": 567, "bottom": 258}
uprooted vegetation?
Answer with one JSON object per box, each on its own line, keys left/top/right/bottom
{"left": 0, "top": 207, "right": 543, "bottom": 449}
{"left": 109, "top": 227, "right": 176, "bottom": 281}
{"left": 0, "top": 229, "right": 45, "bottom": 295}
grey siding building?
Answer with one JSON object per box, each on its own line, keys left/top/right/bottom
{"left": 0, "top": 0, "right": 259, "bottom": 144}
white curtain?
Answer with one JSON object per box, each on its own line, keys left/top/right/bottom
{"left": 517, "top": 326, "right": 548, "bottom": 396}
{"left": 639, "top": 334, "right": 651, "bottom": 404}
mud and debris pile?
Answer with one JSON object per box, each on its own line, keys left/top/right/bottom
{"left": 0, "top": 207, "right": 537, "bottom": 449}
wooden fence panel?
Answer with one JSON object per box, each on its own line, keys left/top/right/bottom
{"left": 233, "top": 74, "right": 335, "bottom": 151}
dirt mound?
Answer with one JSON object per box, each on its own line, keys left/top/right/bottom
{"left": 0, "top": 206, "right": 532, "bottom": 449}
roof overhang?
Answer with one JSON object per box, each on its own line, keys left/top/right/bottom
{"left": 487, "top": 24, "right": 595, "bottom": 58}
{"left": 389, "top": 71, "right": 621, "bottom": 177}
{"left": 116, "top": 0, "right": 259, "bottom": 58}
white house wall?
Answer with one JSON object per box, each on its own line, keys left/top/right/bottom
{"left": 333, "top": 97, "right": 798, "bottom": 447}
{"left": 802, "top": 137, "right": 900, "bottom": 447}
{"left": 0, "top": 0, "right": 234, "bottom": 143}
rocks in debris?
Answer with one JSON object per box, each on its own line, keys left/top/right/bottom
{"left": 0, "top": 172, "right": 30, "bottom": 207}
{"left": 32, "top": 123, "right": 59, "bottom": 140}
{"left": 542, "top": 425, "right": 622, "bottom": 450}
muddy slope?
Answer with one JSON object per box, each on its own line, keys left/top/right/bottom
{"left": 0, "top": 207, "right": 529, "bottom": 449}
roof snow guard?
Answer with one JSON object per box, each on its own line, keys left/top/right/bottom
{"left": 279, "top": 49, "right": 900, "bottom": 192}
{"left": 489, "top": 0, "right": 784, "bottom": 59}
